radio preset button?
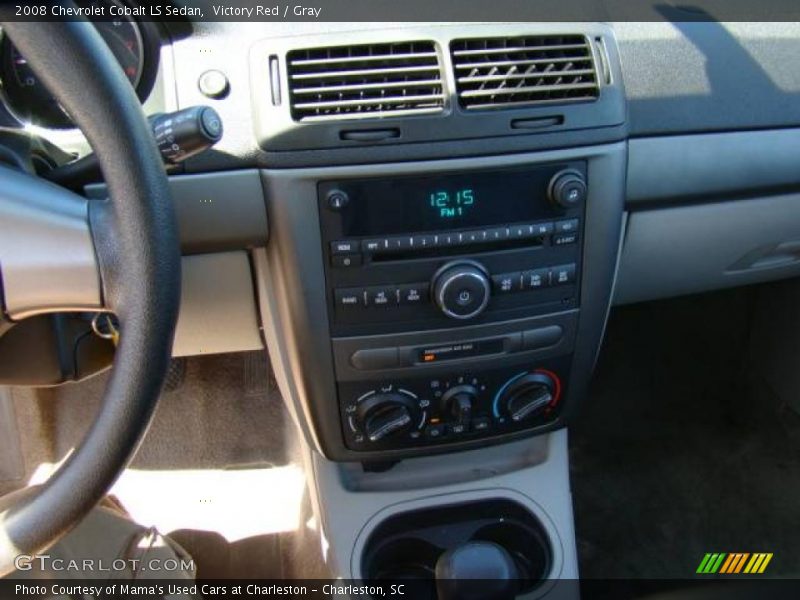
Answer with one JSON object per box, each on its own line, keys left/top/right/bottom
{"left": 399, "top": 283, "right": 429, "bottom": 305}
{"left": 551, "top": 263, "right": 577, "bottom": 285}
{"left": 335, "top": 288, "right": 364, "bottom": 309}
{"left": 523, "top": 268, "right": 551, "bottom": 289}
{"left": 437, "top": 232, "right": 457, "bottom": 247}
{"left": 554, "top": 219, "right": 580, "bottom": 233}
{"left": 553, "top": 232, "right": 578, "bottom": 246}
{"left": 510, "top": 224, "right": 537, "bottom": 239}
{"left": 411, "top": 234, "right": 435, "bottom": 249}
{"left": 367, "top": 287, "right": 396, "bottom": 307}
{"left": 362, "top": 238, "right": 385, "bottom": 253}
{"left": 463, "top": 230, "right": 484, "bottom": 244}
{"left": 533, "top": 222, "right": 555, "bottom": 235}
{"left": 331, "top": 240, "right": 359, "bottom": 254}
{"left": 484, "top": 226, "right": 509, "bottom": 242}
{"left": 331, "top": 254, "right": 362, "bottom": 268}
{"left": 492, "top": 272, "right": 522, "bottom": 294}
{"left": 384, "top": 236, "right": 412, "bottom": 252}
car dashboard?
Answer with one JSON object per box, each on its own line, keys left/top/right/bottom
{"left": 2, "top": 17, "right": 800, "bottom": 461}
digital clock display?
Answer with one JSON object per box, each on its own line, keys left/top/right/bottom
{"left": 321, "top": 164, "right": 581, "bottom": 237}
{"left": 429, "top": 188, "right": 475, "bottom": 220}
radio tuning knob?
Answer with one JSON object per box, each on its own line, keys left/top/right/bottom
{"left": 432, "top": 261, "right": 491, "bottom": 320}
{"left": 548, "top": 170, "right": 587, "bottom": 209}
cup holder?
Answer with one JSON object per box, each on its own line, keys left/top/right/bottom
{"left": 471, "top": 522, "right": 551, "bottom": 591}
{"left": 367, "top": 538, "right": 440, "bottom": 600}
{"left": 361, "top": 499, "right": 553, "bottom": 598}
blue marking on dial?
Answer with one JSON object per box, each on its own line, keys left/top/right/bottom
{"left": 492, "top": 371, "right": 529, "bottom": 418}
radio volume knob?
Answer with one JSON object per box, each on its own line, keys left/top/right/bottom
{"left": 432, "top": 262, "right": 491, "bottom": 320}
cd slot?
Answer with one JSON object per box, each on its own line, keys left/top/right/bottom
{"left": 370, "top": 237, "right": 544, "bottom": 262}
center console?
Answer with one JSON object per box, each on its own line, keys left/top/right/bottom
{"left": 250, "top": 23, "right": 628, "bottom": 596}
{"left": 248, "top": 24, "right": 628, "bottom": 597}
{"left": 257, "top": 143, "right": 625, "bottom": 462}
{"left": 319, "top": 163, "right": 585, "bottom": 452}
{"left": 252, "top": 22, "right": 626, "bottom": 462}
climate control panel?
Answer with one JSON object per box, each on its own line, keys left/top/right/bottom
{"left": 338, "top": 359, "right": 569, "bottom": 451}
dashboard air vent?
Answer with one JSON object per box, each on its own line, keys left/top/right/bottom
{"left": 451, "top": 35, "right": 599, "bottom": 110}
{"left": 287, "top": 41, "right": 445, "bottom": 122}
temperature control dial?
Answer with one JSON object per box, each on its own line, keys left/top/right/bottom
{"left": 355, "top": 392, "right": 418, "bottom": 443}
{"left": 496, "top": 371, "right": 560, "bottom": 423}
{"left": 433, "top": 262, "right": 491, "bottom": 320}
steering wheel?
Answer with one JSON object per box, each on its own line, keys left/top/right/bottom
{"left": 0, "top": 13, "right": 180, "bottom": 576}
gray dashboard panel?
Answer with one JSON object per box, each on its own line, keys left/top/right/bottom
{"left": 172, "top": 252, "right": 264, "bottom": 357}
{"left": 627, "top": 129, "right": 800, "bottom": 206}
{"left": 614, "top": 22, "right": 800, "bottom": 135}
{"left": 615, "top": 192, "right": 800, "bottom": 305}
{"left": 249, "top": 23, "right": 625, "bottom": 152}
{"left": 163, "top": 21, "right": 800, "bottom": 173}
{"left": 86, "top": 169, "right": 268, "bottom": 254}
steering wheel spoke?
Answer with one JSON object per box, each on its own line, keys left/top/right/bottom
{"left": 0, "top": 165, "right": 104, "bottom": 321}
{"left": 0, "top": 12, "right": 180, "bottom": 577}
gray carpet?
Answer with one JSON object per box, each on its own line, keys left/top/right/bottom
{"left": 570, "top": 288, "right": 800, "bottom": 579}
{"left": 1, "top": 350, "right": 330, "bottom": 579}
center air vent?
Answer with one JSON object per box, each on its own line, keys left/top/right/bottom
{"left": 451, "top": 35, "right": 599, "bottom": 110}
{"left": 287, "top": 41, "right": 445, "bottom": 122}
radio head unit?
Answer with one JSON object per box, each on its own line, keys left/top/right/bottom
{"left": 318, "top": 162, "right": 586, "bottom": 337}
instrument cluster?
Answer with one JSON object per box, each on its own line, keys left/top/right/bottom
{"left": 0, "top": 0, "right": 160, "bottom": 129}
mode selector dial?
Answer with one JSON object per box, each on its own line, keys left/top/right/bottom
{"left": 433, "top": 261, "right": 491, "bottom": 320}
{"left": 441, "top": 385, "right": 478, "bottom": 427}
{"left": 356, "top": 393, "right": 417, "bottom": 443}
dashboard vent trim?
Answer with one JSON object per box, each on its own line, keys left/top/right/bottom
{"left": 287, "top": 41, "right": 445, "bottom": 122}
{"left": 450, "top": 35, "right": 600, "bottom": 110}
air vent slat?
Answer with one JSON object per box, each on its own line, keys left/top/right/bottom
{"left": 461, "top": 83, "right": 598, "bottom": 98}
{"left": 452, "top": 43, "right": 589, "bottom": 56}
{"left": 293, "top": 94, "right": 446, "bottom": 110}
{"left": 455, "top": 56, "right": 593, "bottom": 70}
{"left": 290, "top": 51, "right": 438, "bottom": 67}
{"left": 458, "top": 69, "right": 595, "bottom": 84}
{"left": 290, "top": 65, "right": 440, "bottom": 80}
{"left": 287, "top": 41, "right": 445, "bottom": 122}
{"left": 293, "top": 79, "right": 444, "bottom": 95}
{"left": 451, "top": 35, "right": 600, "bottom": 111}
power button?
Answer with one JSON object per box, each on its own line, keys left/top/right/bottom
{"left": 327, "top": 189, "right": 350, "bottom": 211}
{"left": 433, "top": 262, "right": 491, "bottom": 320}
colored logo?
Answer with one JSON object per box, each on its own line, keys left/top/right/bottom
{"left": 696, "top": 553, "right": 773, "bottom": 574}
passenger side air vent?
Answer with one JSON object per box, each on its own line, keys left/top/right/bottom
{"left": 451, "top": 35, "right": 599, "bottom": 110}
{"left": 287, "top": 41, "right": 445, "bottom": 122}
